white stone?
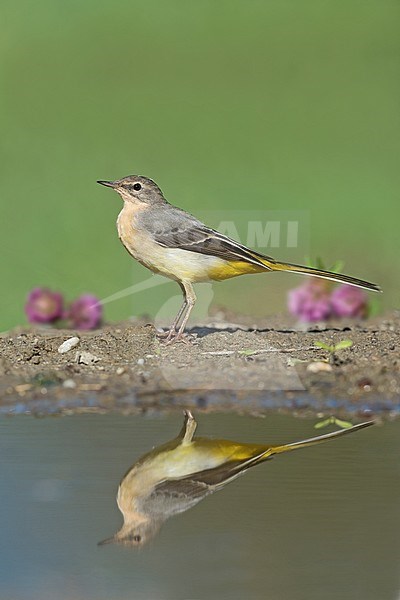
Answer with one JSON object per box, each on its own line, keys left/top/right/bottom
{"left": 307, "top": 361, "right": 333, "bottom": 373}
{"left": 76, "top": 351, "right": 99, "bottom": 365}
{"left": 63, "top": 379, "right": 77, "bottom": 389}
{"left": 58, "top": 337, "right": 80, "bottom": 354}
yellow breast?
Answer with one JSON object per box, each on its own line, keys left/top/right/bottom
{"left": 116, "top": 204, "right": 229, "bottom": 283}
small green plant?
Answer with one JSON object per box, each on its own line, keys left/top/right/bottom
{"left": 314, "top": 339, "right": 353, "bottom": 353}
{"left": 303, "top": 256, "right": 345, "bottom": 274}
{"left": 313, "top": 339, "right": 354, "bottom": 366}
{"left": 314, "top": 416, "right": 354, "bottom": 429}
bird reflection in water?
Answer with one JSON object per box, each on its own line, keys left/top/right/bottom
{"left": 99, "top": 411, "right": 373, "bottom": 547}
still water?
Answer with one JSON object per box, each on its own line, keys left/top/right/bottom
{"left": 0, "top": 412, "right": 399, "bottom": 600}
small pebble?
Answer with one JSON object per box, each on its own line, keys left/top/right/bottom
{"left": 307, "top": 361, "right": 333, "bottom": 373}
{"left": 116, "top": 367, "right": 125, "bottom": 375}
{"left": 58, "top": 337, "right": 80, "bottom": 354}
{"left": 75, "top": 351, "right": 99, "bottom": 365}
{"left": 137, "top": 358, "right": 145, "bottom": 366}
{"left": 357, "top": 377, "right": 372, "bottom": 391}
{"left": 63, "top": 379, "right": 77, "bottom": 389}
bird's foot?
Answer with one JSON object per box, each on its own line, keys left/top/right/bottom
{"left": 166, "top": 332, "right": 196, "bottom": 345}
{"left": 181, "top": 410, "right": 197, "bottom": 444}
{"left": 156, "top": 329, "right": 171, "bottom": 339}
{"left": 157, "top": 328, "right": 196, "bottom": 345}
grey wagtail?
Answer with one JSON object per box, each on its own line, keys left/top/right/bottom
{"left": 98, "top": 411, "right": 374, "bottom": 547}
{"left": 97, "top": 175, "right": 380, "bottom": 342}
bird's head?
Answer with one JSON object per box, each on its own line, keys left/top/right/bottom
{"left": 97, "top": 175, "right": 166, "bottom": 206}
{"left": 98, "top": 517, "right": 163, "bottom": 549}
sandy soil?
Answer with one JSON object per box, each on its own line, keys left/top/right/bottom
{"left": 0, "top": 312, "right": 399, "bottom": 418}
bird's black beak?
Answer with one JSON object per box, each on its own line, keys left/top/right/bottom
{"left": 97, "top": 180, "right": 117, "bottom": 188}
{"left": 97, "top": 535, "right": 116, "bottom": 546}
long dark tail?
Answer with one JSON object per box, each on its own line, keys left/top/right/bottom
{"left": 267, "top": 260, "right": 381, "bottom": 292}
{"left": 269, "top": 421, "right": 374, "bottom": 457}
{"left": 217, "top": 421, "right": 375, "bottom": 486}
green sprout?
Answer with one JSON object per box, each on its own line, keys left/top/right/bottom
{"left": 314, "top": 416, "right": 354, "bottom": 429}
{"left": 304, "top": 256, "right": 345, "bottom": 274}
{"left": 314, "top": 339, "right": 353, "bottom": 353}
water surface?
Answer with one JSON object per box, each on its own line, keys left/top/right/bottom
{"left": 0, "top": 413, "right": 399, "bottom": 600}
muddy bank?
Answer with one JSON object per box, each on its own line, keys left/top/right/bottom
{"left": 0, "top": 312, "right": 399, "bottom": 418}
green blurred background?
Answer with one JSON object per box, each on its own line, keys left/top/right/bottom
{"left": 1, "top": 0, "right": 399, "bottom": 331}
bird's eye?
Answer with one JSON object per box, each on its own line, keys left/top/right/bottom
{"left": 133, "top": 534, "right": 142, "bottom": 543}
{"left": 133, "top": 183, "right": 142, "bottom": 191}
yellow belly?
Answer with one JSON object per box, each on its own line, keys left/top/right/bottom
{"left": 128, "top": 438, "right": 267, "bottom": 491}
{"left": 117, "top": 206, "right": 267, "bottom": 283}
{"left": 207, "top": 260, "right": 266, "bottom": 280}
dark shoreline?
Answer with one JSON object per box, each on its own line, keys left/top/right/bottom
{"left": 1, "top": 312, "right": 399, "bottom": 419}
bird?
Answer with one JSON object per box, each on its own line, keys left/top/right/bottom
{"left": 98, "top": 411, "right": 374, "bottom": 547}
{"left": 97, "top": 175, "right": 381, "bottom": 342}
